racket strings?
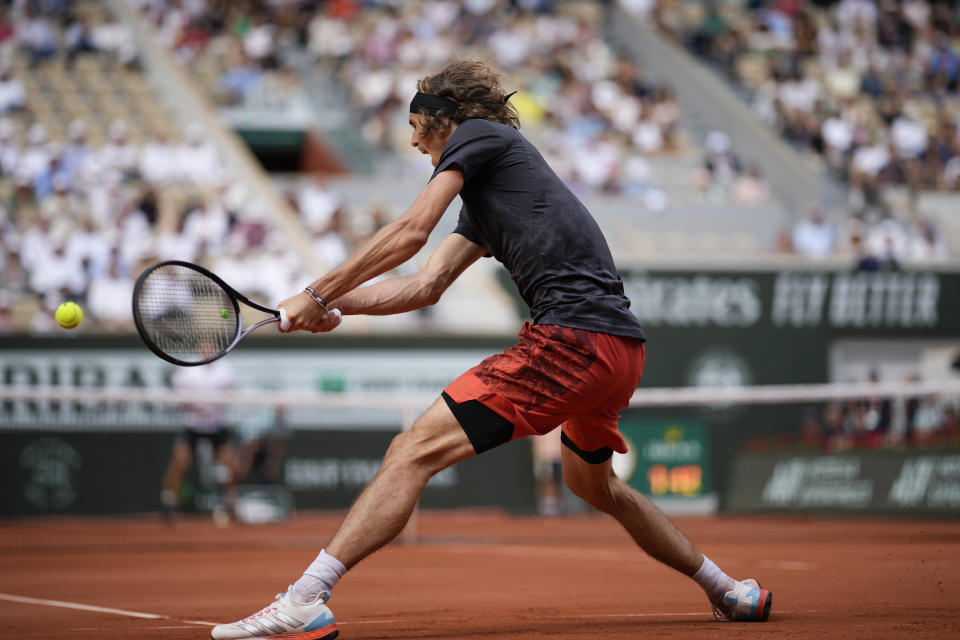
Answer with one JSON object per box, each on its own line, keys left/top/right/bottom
{"left": 135, "top": 265, "right": 238, "bottom": 364}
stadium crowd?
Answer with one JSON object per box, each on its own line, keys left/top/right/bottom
{"left": 0, "top": 1, "right": 316, "bottom": 334}
{"left": 638, "top": 0, "right": 959, "bottom": 265}
{"left": 0, "top": 1, "right": 956, "bottom": 333}
{"left": 657, "top": 0, "right": 960, "bottom": 195}
{"left": 798, "top": 387, "right": 960, "bottom": 451}
{"left": 144, "top": 0, "right": 691, "bottom": 200}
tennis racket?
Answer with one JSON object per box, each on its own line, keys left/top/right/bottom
{"left": 132, "top": 260, "right": 291, "bottom": 366}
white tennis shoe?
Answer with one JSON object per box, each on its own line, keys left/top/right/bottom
{"left": 211, "top": 588, "right": 338, "bottom": 639}
{"left": 712, "top": 578, "right": 772, "bottom": 622}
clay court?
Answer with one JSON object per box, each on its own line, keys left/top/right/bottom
{"left": 1, "top": 510, "right": 958, "bottom": 640}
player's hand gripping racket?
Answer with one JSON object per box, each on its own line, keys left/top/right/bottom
{"left": 132, "top": 260, "right": 291, "bottom": 366}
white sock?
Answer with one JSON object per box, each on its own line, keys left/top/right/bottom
{"left": 692, "top": 555, "right": 735, "bottom": 604}
{"left": 290, "top": 549, "right": 346, "bottom": 604}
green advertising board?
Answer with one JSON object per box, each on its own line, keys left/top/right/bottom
{"left": 616, "top": 418, "right": 715, "bottom": 513}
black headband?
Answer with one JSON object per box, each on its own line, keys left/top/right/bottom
{"left": 409, "top": 90, "right": 518, "bottom": 117}
{"left": 410, "top": 92, "right": 458, "bottom": 117}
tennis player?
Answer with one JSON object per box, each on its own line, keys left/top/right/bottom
{"left": 211, "top": 60, "right": 772, "bottom": 640}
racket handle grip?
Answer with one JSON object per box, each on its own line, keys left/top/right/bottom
{"left": 278, "top": 308, "right": 291, "bottom": 331}
{"left": 329, "top": 308, "right": 342, "bottom": 327}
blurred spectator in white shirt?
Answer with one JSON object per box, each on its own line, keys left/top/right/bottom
{"left": 313, "top": 207, "right": 351, "bottom": 268}
{"left": 865, "top": 217, "right": 908, "bottom": 265}
{"left": 99, "top": 120, "right": 140, "bottom": 178}
{"left": 242, "top": 14, "right": 277, "bottom": 68}
{"left": 17, "top": 10, "right": 58, "bottom": 66}
{"left": 792, "top": 206, "right": 836, "bottom": 259}
{"left": 65, "top": 218, "right": 113, "bottom": 281}
{"left": 139, "top": 130, "right": 179, "bottom": 184}
{"left": 18, "top": 215, "right": 54, "bottom": 275}
{"left": 0, "top": 65, "right": 25, "bottom": 113}
{"left": 60, "top": 120, "right": 92, "bottom": 185}
{"left": 297, "top": 176, "right": 340, "bottom": 233}
{"left": 18, "top": 123, "right": 51, "bottom": 184}
{"left": 0, "top": 117, "right": 19, "bottom": 176}
{"left": 87, "top": 251, "right": 134, "bottom": 328}
{"left": 91, "top": 17, "right": 138, "bottom": 67}
{"left": 30, "top": 244, "right": 87, "bottom": 302}
{"left": 183, "top": 195, "right": 230, "bottom": 257}
{"left": 890, "top": 115, "right": 929, "bottom": 160}
{"left": 155, "top": 210, "right": 202, "bottom": 262}
{"left": 177, "top": 123, "right": 222, "bottom": 185}
{"left": 117, "top": 204, "right": 155, "bottom": 271}
{"left": 905, "top": 217, "right": 948, "bottom": 264}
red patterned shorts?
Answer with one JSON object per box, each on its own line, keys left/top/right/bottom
{"left": 444, "top": 323, "right": 646, "bottom": 455}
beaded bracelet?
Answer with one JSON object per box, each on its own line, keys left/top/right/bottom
{"left": 303, "top": 286, "right": 329, "bottom": 312}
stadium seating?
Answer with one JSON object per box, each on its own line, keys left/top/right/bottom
{"left": 0, "top": 0, "right": 956, "bottom": 335}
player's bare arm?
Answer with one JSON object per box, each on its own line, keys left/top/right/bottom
{"left": 332, "top": 233, "right": 486, "bottom": 318}
{"left": 278, "top": 169, "right": 464, "bottom": 332}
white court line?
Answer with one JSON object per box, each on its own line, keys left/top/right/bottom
{"left": 72, "top": 626, "right": 200, "bottom": 631}
{"left": 0, "top": 593, "right": 165, "bottom": 619}
{"left": 0, "top": 592, "right": 399, "bottom": 628}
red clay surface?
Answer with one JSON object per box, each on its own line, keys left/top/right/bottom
{"left": 1, "top": 510, "right": 958, "bottom": 639}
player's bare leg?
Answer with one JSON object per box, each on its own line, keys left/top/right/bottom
{"left": 326, "top": 397, "right": 476, "bottom": 568}
{"left": 561, "top": 445, "right": 703, "bottom": 574}
{"left": 211, "top": 399, "right": 475, "bottom": 640}
{"left": 214, "top": 443, "right": 240, "bottom": 525}
{"left": 160, "top": 441, "right": 192, "bottom": 520}
{"left": 561, "top": 445, "right": 772, "bottom": 621}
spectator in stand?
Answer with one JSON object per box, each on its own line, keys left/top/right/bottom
{"left": 0, "top": 289, "right": 13, "bottom": 333}
{"left": 297, "top": 176, "right": 341, "bottom": 234}
{"left": 217, "top": 45, "right": 262, "bottom": 106}
{"left": 17, "top": 8, "right": 58, "bottom": 67}
{"left": 183, "top": 193, "right": 230, "bottom": 258}
{"left": 91, "top": 15, "right": 138, "bottom": 68}
{"left": 64, "top": 14, "right": 98, "bottom": 66}
{"left": 18, "top": 123, "right": 50, "bottom": 185}
{"left": 64, "top": 216, "right": 111, "bottom": 281}
{"left": 792, "top": 205, "right": 835, "bottom": 259}
{"left": 313, "top": 206, "right": 351, "bottom": 269}
{"left": 697, "top": 130, "right": 741, "bottom": 200}
{"left": 60, "top": 120, "right": 92, "bottom": 185}
{"left": 99, "top": 120, "right": 140, "bottom": 180}
{"left": 139, "top": 129, "right": 179, "bottom": 184}
{"left": 864, "top": 217, "right": 908, "bottom": 267}
{"left": 0, "top": 64, "right": 25, "bottom": 113}
{"left": 242, "top": 12, "right": 279, "bottom": 70}
{"left": 905, "top": 216, "right": 948, "bottom": 264}
{"left": 731, "top": 164, "right": 772, "bottom": 206}
{"left": 86, "top": 250, "right": 134, "bottom": 330}
{"left": 0, "top": 117, "right": 19, "bottom": 176}
{"left": 177, "top": 123, "right": 222, "bottom": 185}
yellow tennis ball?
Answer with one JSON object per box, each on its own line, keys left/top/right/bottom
{"left": 55, "top": 302, "right": 83, "bottom": 329}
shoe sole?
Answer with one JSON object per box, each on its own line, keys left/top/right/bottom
{"left": 211, "top": 623, "right": 338, "bottom": 640}
{"left": 754, "top": 586, "right": 772, "bottom": 622}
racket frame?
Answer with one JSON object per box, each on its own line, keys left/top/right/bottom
{"left": 132, "top": 260, "right": 281, "bottom": 366}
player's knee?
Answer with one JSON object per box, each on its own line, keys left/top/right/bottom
{"left": 564, "top": 471, "right": 617, "bottom": 513}
{"left": 382, "top": 430, "right": 444, "bottom": 477}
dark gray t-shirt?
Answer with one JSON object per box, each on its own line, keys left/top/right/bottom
{"left": 432, "top": 119, "right": 645, "bottom": 341}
